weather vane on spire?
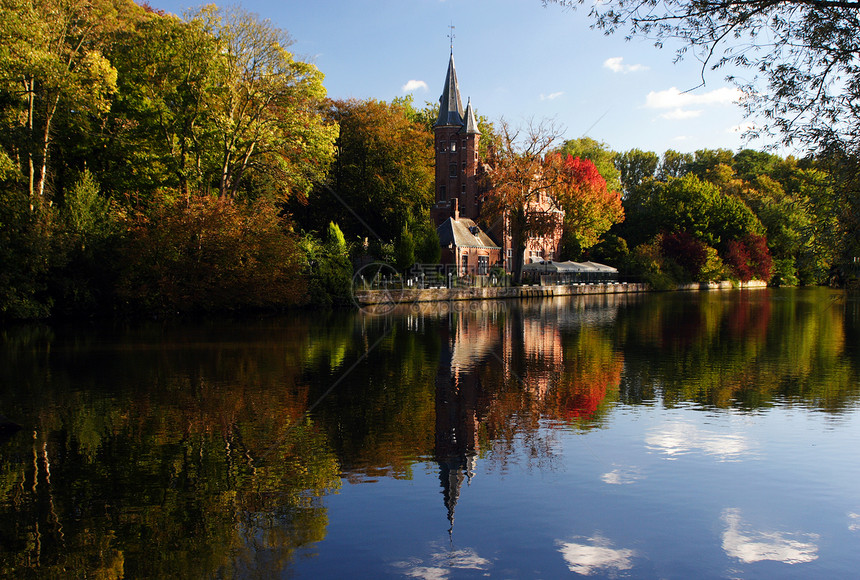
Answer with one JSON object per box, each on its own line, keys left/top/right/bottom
{"left": 448, "top": 23, "right": 455, "bottom": 54}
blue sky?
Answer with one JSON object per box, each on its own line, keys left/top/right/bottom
{"left": 151, "top": 0, "right": 771, "bottom": 155}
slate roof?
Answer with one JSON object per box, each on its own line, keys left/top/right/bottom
{"left": 436, "top": 52, "right": 465, "bottom": 127}
{"left": 463, "top": 98, "right": 480, "bottom": 135}
{"left": 437, "top": 217, "right": 500, "bottom": 249}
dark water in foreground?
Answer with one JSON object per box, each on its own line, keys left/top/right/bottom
{"left": 1, "top": 288, "right": 859, "bottom": 579}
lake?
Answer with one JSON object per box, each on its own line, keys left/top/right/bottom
{"left": 1, "top": 287, "right": 859, "bottom": 578}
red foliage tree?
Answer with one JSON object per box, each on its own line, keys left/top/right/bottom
{"left": 660, "top": 231, "right": 708, "bottom": 279}
{"left": 743, "top": 233, "right": 773, "bottom": 281}
{"left": 725, "top": 234, "right": 772, "bottom": 282}
{"left": 551, "top": 154, "right": 625, "bottom": 250}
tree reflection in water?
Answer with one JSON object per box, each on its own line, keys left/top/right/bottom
{"left": 0, "top": 288, "right": 857, "bottom": 577}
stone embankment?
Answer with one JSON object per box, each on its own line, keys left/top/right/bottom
{"left": 354, "top": 280, "right": 766, "bottom": 306}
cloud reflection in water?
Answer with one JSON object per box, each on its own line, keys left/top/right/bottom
{"left": 721, "top": 508, "right": 819, "bottom": 565}
{"left": 645, "top": 421, "right": 752, "bottom": 461}
{"left": 601, "top": 465, "right": 641, "bottom": 485}
{"left": 394, "top": 544, "right": 491, "bottom": 579}
{"left": 557, "top": 535, "right": 635, "bottom": 575}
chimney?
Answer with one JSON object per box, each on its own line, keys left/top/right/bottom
{"left": 454, "top": 197, "right": 459, "bottom": 220}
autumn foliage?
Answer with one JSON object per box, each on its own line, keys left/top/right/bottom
{"left": 660, "top": 231, "right": 708, "bottom": 279}
{"left": 725, "top": 234, "right": 773, "bottom": 283}
{"left": 117, "top": 196, "right": 306, "bottom": 313}
{"left": 550, "top": 154, "right": 624, "bottom": 249}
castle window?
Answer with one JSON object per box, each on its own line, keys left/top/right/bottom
{"left": 440, "top": 185, "right": 446, "bottom": 200}
{"left": 450, "top": 140, "right": 457, "bottom": 152}
{"left": 449, "top": 163, "right": 457, "bottom": 177}
{"left": 462, "top": 161, "right": 466, "bottom": 172}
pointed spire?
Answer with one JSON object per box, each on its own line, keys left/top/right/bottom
{"left": 462, "top": 98, "right": 480, "bottom": 135}
{"left": 436, "top": 52, "right": 465, "bottom": 127}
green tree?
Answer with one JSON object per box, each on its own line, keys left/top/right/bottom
{"left": 51, "top": 169, "right": 121, "bottom": 313}
{"left": 294, "top": 98, "right": 434, "bottom": 244}
{"left": 414, "top": 222, "right": 441, "bottom": 264}
{"left": 197, "top": 6, "right": 337, "bottom": 201}
{"left": 0, "top": 0, "right": 127, "bottom": 207}
{"left": 546, "top": 0, "right": 860, "bottom": 274}
{"left": 301, "top": 222, "right": 353, "bottom": 306}
{"left": 615, "top": 148, "right": 659, "bottom": 196}
{"left": 104, "top": 11, "right": 221, "bottom": 200}
{"left": 658, "top": 149, "right": 693, "bottom": 181}
{"left": 686, "top": 149, "right": 735, "bottom": 179}
{"left": 652, "top": 173, "right": 763, "bottom": 249}
{"left": 395, "top": 224, "right": 416, "bottom": 272}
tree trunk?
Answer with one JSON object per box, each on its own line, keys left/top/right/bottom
{"left": 510, "top": 210, "right": 527, "bottom": 285}
{"left": 35, "top": 93, "right": 61, "bottom": 206}
{"left": 24, "top": 76, "right": 35, "bottom": 202}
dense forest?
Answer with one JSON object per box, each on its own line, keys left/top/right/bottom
{"left": 1, "top": 0, "right": 856, "bottom": 319}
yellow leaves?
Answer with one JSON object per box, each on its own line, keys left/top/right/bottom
{"left": 76, "top": 49, "right": 117, "bottom": 112}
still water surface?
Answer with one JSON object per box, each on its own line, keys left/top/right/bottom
{"left": 1, "top": 288, "right": 859, "bottom": 578}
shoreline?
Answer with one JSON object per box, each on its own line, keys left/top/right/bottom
{"left": 354, "top": 280, "right": 767, "bottom": 306}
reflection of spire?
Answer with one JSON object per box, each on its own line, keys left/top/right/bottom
{"left": 434, "top": 314, "right": 493, "bottom": 537}
{"left": 439, "top": 456, "right": 468, "bottom": 534}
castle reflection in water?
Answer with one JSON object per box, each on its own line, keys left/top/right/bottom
{"left": 418, "top": 295, "right": 629, "bottom": 532}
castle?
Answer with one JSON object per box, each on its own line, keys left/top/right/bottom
{"left": 429, "top": 51, "right": 563, "bottom": 275}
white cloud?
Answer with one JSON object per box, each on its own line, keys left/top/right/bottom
{"left": 660, "top": 108, "right": 703, "bottom": 120}
{"left": 541, "top": 91, "right": 564, "bottom": 101}
{"left": 645, "top": 86, "right": 742, "bottom": 109}
{"left": 849, "top": 512, "right": 860, "bottom": 532}
{"left": 603, "top": 57, "right": 648, "bottom": 74}
{"left": 722, "top": 508, "right": 819, "bottom": 565}
{"left": 645, "top": 421, "right": 753, "bottom": 461}
{"left": 557, "top": 536, "right": 635, "bottom": 575}
{"left": 402, "top": 79, "right": 428, "bottom": 93}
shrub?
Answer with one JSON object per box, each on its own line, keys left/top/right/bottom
{"left": 300, "top": 223, "right": 353, "bottom": 306}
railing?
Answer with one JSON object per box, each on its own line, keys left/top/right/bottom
{"left": 355, "top": 263, "right": 635, "bottom": 291}
{"left": 355, "top": 264, "right": 511, "bottom": 291}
